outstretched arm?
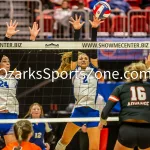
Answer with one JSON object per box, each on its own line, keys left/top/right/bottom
{"left": 99, "top": 86, "right": 120, "bottom": 129}
{"left": 89, "top": 16, "right": 104, "bottom": 67}
{"left": 69, "top": 15, "right": 85, "bottom": 70}
{"left": 4, "top": 20, "right": 19, "bottom": 41}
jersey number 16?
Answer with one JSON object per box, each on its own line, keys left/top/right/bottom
{"left": 130, "top": 86, "right": 146, "bottom": 101}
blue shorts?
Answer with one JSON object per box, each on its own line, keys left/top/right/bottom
{"left": 0, "top": 113, "right": 18, "bottom": 135}
{"left": 71, "top": 107, "right": 99, "bottom": 128}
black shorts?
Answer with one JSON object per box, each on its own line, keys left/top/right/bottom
{"left": 118, "top": 122, "right": 150, "bottom": 149}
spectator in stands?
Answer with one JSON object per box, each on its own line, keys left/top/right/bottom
{"left": 50, "top": 0, "right": 64, "bottom": 6}
{"left": 41, "top": 0, "right": 55, "bottom": 9}
{"left": 109, "top": 0, "right": 131, "bottom": 17}
{"left": 88, "top": 0, "right": 106, "bottom": 9}
{"left": 141, "top": 0, "right": 150, "bottom": 8}
{"left": 53, "top": 0, "right": 72, "bottom": 38}
{"left": 72, "top": 0, "right": 90, "bottom": 12}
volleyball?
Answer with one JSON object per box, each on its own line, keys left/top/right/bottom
{"left": 93, "top": 1, "right": 111, "bottom": 19}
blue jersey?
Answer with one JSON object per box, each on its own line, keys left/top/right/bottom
{"left": 72, "top": 64, "right": 98, "bottom": 110}
{"left": 30, "top": 122, "right": 52, "bottom": 150}
{"left": 0, "top": 74, "right": 18, "bottom": 114}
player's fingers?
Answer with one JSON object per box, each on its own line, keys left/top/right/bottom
{"left": 89, "top": 20, "right": 92, "bottom": 25}
{"left": 15, "top": 30, "right": 20, "bottom": 34}
{"left": 36, "top": 23, "right": 38, "bottom": 30}
{"left": 70, "top": 17, "right": 75, "bottom": 22}
{"left": 93, "top": 15, "right": 96, "bottom": 20}
{"left": 33, "top": 22, "right": 36, "bottom": 30}
{"left": 12, "top": 20, "right": 16, "bottom": 26}
{"left": 69, "top": 21, "right": 73, "bottom": 25}
{"left": 32, "top": 22, "right": 34, "bottom": 29}
{"left": 75, "top": 14, "right": 78, "bottom": 21}
{"left": 37, "top": 28, "right": 41, "bottom": 33}
{"left": 14, "top": 22, "right": 18, "bottom": 29}
{"left": 29, "top": 27, "right": 31, "bottom": 32}
{"left": 6, "top": 22, "right": 9, "bottom": 28}
{"left": 145, "top": 57, "right": 147, "bottom": 62}
{"left": 78, "top": 15, "right": 81, "bottom": 21}
{"left": 99, "top": 20, "right": 104, "bottom": 24}
{"left": 10, "top": 20, "right": 12, "bottom": 26}
{"left": 81, "top": 22, "right": 85, "bottom": 26}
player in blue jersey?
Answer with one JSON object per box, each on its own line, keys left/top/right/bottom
{"left": 25, "top": 103, "right": 51, "bottom": 150}
{"left": 55, "top": 15, "right": 104, "bottom": 150}
{"left": 0, "top": 20, "right": 40, "bottom": 145}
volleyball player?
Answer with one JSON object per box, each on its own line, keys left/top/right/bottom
{"left": 2, "top": 120, "right": 41, "bottom": 150}
{"left": 0, "top": 20, "right": 40, "bottom": 145}
{"left": 25, "top": 103, "right": 51, "bottom": 150}
{"left": 100, "top": 60, "right": 150, "bottom": 150}
{"left": 55, "top": 15, "right": 104, "bottom": 150}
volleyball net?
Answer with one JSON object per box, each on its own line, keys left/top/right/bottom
{"left": 0, "top": 41, "right": 149, "bottom": 122}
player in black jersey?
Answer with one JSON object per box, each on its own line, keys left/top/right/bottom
{"left": 100, "top": 60, "right": 150, "bottom": 150}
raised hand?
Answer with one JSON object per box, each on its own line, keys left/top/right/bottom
{"left": 89, "top": 15, "right": 104, "bottom": 28}
{"left": 6, "top": 20, "right": 19, "bottom": 38}
{"left": 29, "top": 22, "right": 40, "bottom": 41}
{"left": 69, "top": 14, "right": 85, "bottom": 30}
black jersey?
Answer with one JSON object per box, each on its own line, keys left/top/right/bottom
{"left": 101, "top": 81, "right": 150, "bottom": 123}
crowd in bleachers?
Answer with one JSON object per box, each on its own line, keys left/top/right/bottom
{"left": 34, "top": 0, "right": 150, "bottom": 38}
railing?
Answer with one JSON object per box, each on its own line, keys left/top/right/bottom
{"left": 0, "top": 0, "right": 43, "bottom": 40}
{"left": 128, "top": 10, "right": 150, "bottom": 37}
{"left": 37, "top": 9, "right": 150, "bottom": 39}
{"left": 36, "top": 9, "right": 90, "bottom": 40}
{"left": 0, "top": 2, "right": 150, "bottom": 40}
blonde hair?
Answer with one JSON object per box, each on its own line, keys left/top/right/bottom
{"left": 124, "top": 61, "right": 147, "bottom": 82}
{"left": 24, "top": 103, "right": 44, "bottom": 118}
{"left": 57, "top": 51, "right": 85, "bottom": 74}
{"left": 13, "top": 120, "right": 33, "bottom": 150}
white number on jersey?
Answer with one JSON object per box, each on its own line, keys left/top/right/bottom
{"left": 35, "top": 132, "right": 42, "bottom": 138}
{"left": 130, "top": 86, "right": 146, "bottom": 101}
{"left": 0, "top": 80, "right": 9, "bottom": 88}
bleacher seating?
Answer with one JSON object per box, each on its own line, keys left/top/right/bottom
{"left": 110, "top": 16, "right": 128, "bottom": 36}
{"left": 130, "top": 15, "right": 148, "bottom": 36}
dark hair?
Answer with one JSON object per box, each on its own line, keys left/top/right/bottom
{"left": 13, "top": 120, "right": 33, "bottom": 150}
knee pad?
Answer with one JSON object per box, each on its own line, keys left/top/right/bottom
{"left": 55, "top": 139, "right": 67, "bottom": 150}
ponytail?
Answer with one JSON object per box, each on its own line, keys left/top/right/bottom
{"left": 13, "top": 120, "right": 33, "bottom": 149}
{"left": 57, "top": 51, "right": 83, "bottom": 74}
